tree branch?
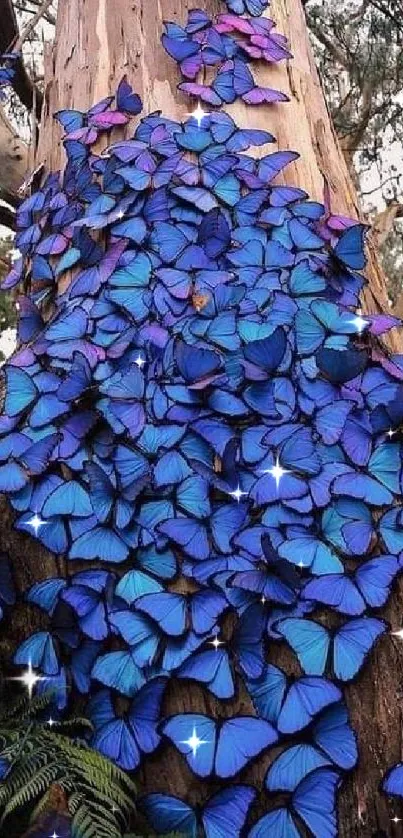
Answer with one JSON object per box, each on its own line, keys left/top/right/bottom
{"left": 0, "top": 204, "right": 16, "bottom": 230}
{"left": 306, "top": 16, "right": 349, "bottom": 68}
{"left": 0, "top": 0, "right": 42, "bottom": 117}
{"left": 12, "top": 0, "right": 55, "bottom": 52}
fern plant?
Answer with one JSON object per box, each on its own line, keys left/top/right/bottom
{"left": 0, "top": 690, "right": 136, "bottom": 838}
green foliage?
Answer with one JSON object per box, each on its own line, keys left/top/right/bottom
{"left": 0, "top": 691, "right": 137, "bottom": 838}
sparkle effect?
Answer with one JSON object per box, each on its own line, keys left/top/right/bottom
{"left": 181, "top": 726, "right": 209, "bottom": 758}
{"left": 349, "top": 312, "right": 368, "bottom": 334}
{"left": 209, "top": 634, "right": 225, "bottom": 651}
{"left": 8, "top": 660, "right": 46, "bottom": 700}
{"left": 229, "top": 484, "right": 248, "bottom": 503}
{"left": 26, "top": 512, "right": 47, "bottom": 536}
{"left": 50, "top": 832, "right": 59, "bottom": 838}
{"left": 189, "top": 102, "right": 209, "bottom": 127}
{"left": 262, "top": 456, "right": 290, "bottom": 490}
{"left": 391, "top": 629, "right": 403, "bottom": 639}
{"left": 134, "top": 354, "right": 146, "bottom": 369}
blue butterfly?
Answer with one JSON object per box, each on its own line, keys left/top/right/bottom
{"left": 14, "top": 631, "right": 59, "bottom": 676}
{"left": 89, "top": 678, "right": 166, "bottom": 770}
{"left": 162, "top": 712, "right": 277, "bottom": 779}
{"left": 91, "top": 650, "right": 145, "bottom": 696}
{"left": 249, "top": 767, "right": 341, "bottom": 838}
{"left": 246, "top": 664, "right": 341, "bottom": 733}
{"left": 177, "top": 648, "right": 235, "bottom": 699}
{"left": 334, "top": 224, "right": 367, "bottom": 270}
{"left": 135, "top": 590, "right": 227, "bottom": 636}
{"left": 301, "top": 556, "right": 401, "bottom": 615}
{"left": 383, "top": 763, "right": 403, "bottom": 798}
{"left": 276, "top": 616, "right": 386, "bottom": 681}
{"left": 141, "top": 785, "right": 256, "bottom": 838}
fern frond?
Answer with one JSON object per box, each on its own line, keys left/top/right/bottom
{"left": 0, "top": 693, "right": 137, "bottom": 836}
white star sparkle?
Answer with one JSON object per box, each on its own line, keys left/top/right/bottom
{"left": 189, "top": 102, "right": 209, "bottom": 127}
{"left": 391, "top": 816, "right": 402, "bottom": 823}
{"left": 181, "top": 726, "right": 209, "bottom": 758}
{"left": 8, "top": 660, "right": 46, "bottom": 700}
{"left": 134, "top": 354, "right": 146, "bottom": 369}
{"left": 50, "top": 832, "right": 59, "bottom": 838}
{"left": 26, "top": 513, "right": 47, "bottom": 536}
{"left": 47, "top": 717, "right": 56, "bottom": 728}
{"left": 209, "top": 634, "right": 225, "bottom": 652}
{"left": 349, "top": 312, "right": 368, "bottom": 334}
{"left": 229, "top": 485, "right": 248, "bottom": 503}
{"left": 391, "top": 628, "right": 403, "bottom": 639}
{"left": 261, "top": 456, "right": 290, "bottom": 490}
{"left": 387, "top": 428, "right": 396, "bottom": 439}
{"left": 260, "top": 595, "right": 267, "bottom": 605}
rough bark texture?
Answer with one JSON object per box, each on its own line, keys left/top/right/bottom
{"left": 3, "top": 1, "right": 401, "bottom": 835}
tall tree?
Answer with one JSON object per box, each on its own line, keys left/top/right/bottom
{"left": 1, "top": 1, "right": 403, "bottom": 836}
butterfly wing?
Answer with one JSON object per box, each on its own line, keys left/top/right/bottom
{"left": 292, "top": 767, "right": 341, "bottom": 838}
{"left": 215, "top": 717, "right": 278, "bottom": 778}
{"left": 202, "top": 785, "right": 256, "bottom": 838}
{"left": 135, "top": 592, "right": 187, "bottom": 636}
{"left": 333, "top": 617, "right": 386, "bottom": 681}
{"left": 313, "top": 703, "right": 358, "bottom": 769}
{"left": 177, "top": 649, "right": 235, "bottom": 699}
{"left": 276, "top": 618, "right": 330, "bottom": 676}
{"left": 162, "top": 713, "right": 216, "bottom": 777}
{"left": 140, "top": 793, "right": 197, "bottom": 837}
{"left": 278, "top": 676, "right": 342, "bottom": 734}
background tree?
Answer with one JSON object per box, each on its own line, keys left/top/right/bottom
{"left": 304, "top": 0, "right": 403, "bottom": 307}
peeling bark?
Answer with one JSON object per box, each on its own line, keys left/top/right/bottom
{"left": 0, "top": 1, "right": 399, "bottom": 835}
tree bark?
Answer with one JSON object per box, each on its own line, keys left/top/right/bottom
{"left": 3, "top": 0, "right": 401, "bottom": 835}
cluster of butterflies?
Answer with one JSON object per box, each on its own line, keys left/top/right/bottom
{"left": 162, "top": 8, "right": 290, "bottom": 107}
{"left": 0, "top": 0, "right": 403, "bottom": 832}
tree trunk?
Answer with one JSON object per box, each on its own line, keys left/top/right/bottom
{"left": 4, "top": 1, "right": 403, "bottom": 835}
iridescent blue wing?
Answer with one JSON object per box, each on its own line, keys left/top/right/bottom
{"left": 334, "top": 224, "right": 367, "bottom": 270}
{"left": 355, "top": 555, "right": 400, "bottom": 608}
{"left": 135, "top": 592, "right": 187, "bottom": 636}
{"left": 42, "top": 479, "right": 93, "bottom": 518}
{"left": 215, "top": 717, "right": 278, "bottom": 778}
{"left": 177, "top": 649, "right": 235, "bottom": 699}
{"left": 245, "top": 664, "right": 287, "bottom": 725}
{"left": 266, "top": 744, "right": 330, "bottom": 793}
{"left": 92, "top": 650, "right": 145, "bottom": 696}
{"left": 333, "top": 617, "right": 386, "bottom": 681}
{"left": 14, "top": 630, "right": 59, "bottom": 675}
{"left": 383, "top": 763, "right": 403, "bottom": 798}
{"left": 202, "top": 785, "right": 256, "bottom": 838}
{"left": 140, "top": 794, "right": 197, "bottom": 837}
{"left": 292, "top": 767, "right": 341, "bottom": 838}
{"left": 313, "top": 703, "right": 358, "bottom": 770}
{"left": 249, "top": 809, "right": 299, "bottom": 838}
{"left": 277, "top": 676, "right": 342, "bottom": 735}
{"left": 190, "top": 590, "right": 227, "bottom": 635}
{"left": 116, "top": 75, "right": 142, "bottom": 114}
{"left": 276, "top": 618, "right": 330, "bottom": 676}
{"left": 162, "top": 713, "right": 216, "bottom": 777}
{"left": 4, "top": 367, "right": 38, "bottom": 417}
{"left": 129, "top": 677, "right": 167, "bottom": 753}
